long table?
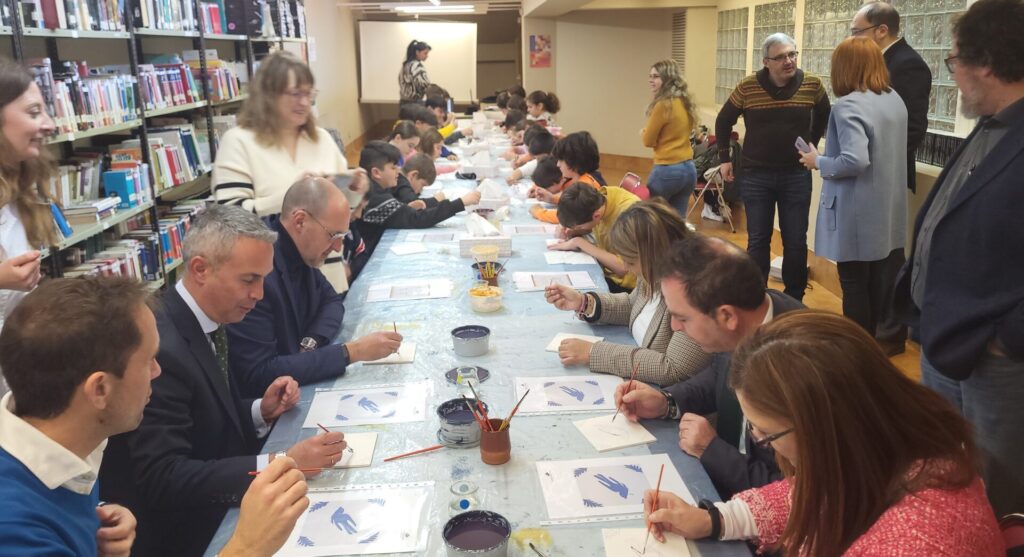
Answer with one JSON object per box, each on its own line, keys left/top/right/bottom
{"left": 205, "top": 173, "right": 752, "bottom": 557}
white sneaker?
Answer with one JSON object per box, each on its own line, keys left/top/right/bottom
{"left": 702, "top": 204, "right": 724, "bottom": 222}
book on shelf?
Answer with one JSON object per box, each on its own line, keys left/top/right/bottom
{"left": 29, "top": 58, "right": 138, "bottom": 134}
{"left": 199, "top": 1, "right": 224, "bottom": 34}
{"left": 222, "top": 0, "right": 261, "bottom": 36}
{"left": 133, "top": 0, "right": 198, "bottom": 32}
{"left": 62, "top": 196, "right": 121, "bottom": 225}
{"left": 21, "top": 0, "right": 126, "bottom": 31}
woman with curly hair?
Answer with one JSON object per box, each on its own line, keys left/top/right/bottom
{"left": 641, "top": 59, "right": 699, "bottom": 217}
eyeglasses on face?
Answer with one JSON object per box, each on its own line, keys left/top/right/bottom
{"left": 849, "top": 24, "right": 881, "bottom": 36}
{"left": 944, "top": 55, "right": 961, "bottom": 74}
{"left": 284, "top": 88, "right": 318, "bottom": 102}
{"left": 747, "top": 421, "right": 794, "bottom": 449}
{"left": 766, "top": 51, "right": 799, "bottom": 63}
{"left": 302, "top": 210, "right": 346, "bottom": 243}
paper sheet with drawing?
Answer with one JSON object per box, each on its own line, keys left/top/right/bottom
{"left": 303, "top": 381, "right": 429, "bottom": 428}
{"left": 513, "top": 271, "right": 597, "bottom": 292}
{"left": 275, "top": 484, "right": 432, "bottom": 556}
{"left": 601, "top": 528, "right": 692, "bottom": 557}
{"left": 573, "top": 414, "right": 656, "bottom": 452}
{"left": 365, "top": 279, "right": 453, "bottom": 302}
{"left": 362, "top": 343, "right": 416, "bottom": 365}
{"left": 536, "top": 454, "right": 692, "bottom": 520}
{"left": 514, "top": 375, "right": 621, "bottom": 414}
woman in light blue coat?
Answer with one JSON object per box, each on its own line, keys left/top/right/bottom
{"left": 799, "top": 37, "right": 908, "bottom": 334}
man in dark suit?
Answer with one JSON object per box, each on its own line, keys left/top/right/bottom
{"left": 852, "top": 1, "right": 933, "bottom": 355}
{"left": 227, "top": 177, "right": 402, "bottom": 397}
{"left": 894, "top": 0, "right": 1024, "bottom": 517}
{"left": 100, "top": 205, "right": 346, "bottom": 557}
{"left": 614, "top": 235, "right": 804, "bottom": 500}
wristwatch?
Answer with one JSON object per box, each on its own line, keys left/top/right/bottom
{"left": 698, "top": 499, "right": 723, "bottom": 540}
{"left": 299, "top": 337, "right": 318, "bottom": 352}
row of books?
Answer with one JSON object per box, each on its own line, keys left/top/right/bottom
{"left": 134, "top": 0, "right": 199, "bottom": 32}
{"left": 182, "top": 51, "right": 244, "bottom": 102}
{"left": 199, "top": 1, "right": 225, "bottom": 34}
{"left": 134, "top": 62, "right": 204, "bottom": 111}
{"left": 156, "top": 201, "right": 206, "bottom": 267}
{"left": 19, "top": 0, "right": 126, "bottom": 32}
{"left": 266, "top": 0, "right": 305, "bottom": 39}
{"left": 111, "top": 124, "right": 207, "bottom": 194}
{"left": 29, "top": 58, "right": 138, "bottom": 134}
{"left": 62, "top": 238, "right": 160, "bottom": 282}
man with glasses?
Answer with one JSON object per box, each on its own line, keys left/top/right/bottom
{"left": 894, "top": 0, "right": 1024, "bottom": 517}
{"left": 613, "top": 234, "right": 804, "bottom": 499}
{"left": 851, "top": 2, "right": 932, "bottom": 357}
{"left": 227, "top": 177, "right": 403, "bottom": 397}
{"left": 715, "top": 33, "right": 830, "bottom": 303}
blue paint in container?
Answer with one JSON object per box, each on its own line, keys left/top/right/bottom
{"left": 438, "top": 398, "right": 489, "bottom": 448}
{"left": 443, "top": 510, "right": 511, "bottom": 557}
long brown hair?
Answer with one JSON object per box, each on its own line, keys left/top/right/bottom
{"left": 607, "top": 199, "right": 690, "bottom": 286}
{"left": 646, "top": 59, "right": 697, "bottom": 132}
{"left": 729, "top": 311, "right": 979, "bottom": 557}
{"left": 0, "top": 58, "right": 58, "bottom": 247}
{"left": 238, "top": 52, "right": 318, "bottom": 147}
{"left": 830, "top": 36, "right": 891, "bottom": 97}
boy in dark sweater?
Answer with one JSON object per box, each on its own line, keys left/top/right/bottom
{"left": 355, "top": 141, "right": 480, "bottom": 257}
{"left": 0, "top": 277, "right": 308, "bottom": 557}
{"left": 393, "top": 152, "right": 444, "bottom": 209}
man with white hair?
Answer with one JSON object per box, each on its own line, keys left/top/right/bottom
{"left": 714, "top": 33, "right": 831, "bottom": 302}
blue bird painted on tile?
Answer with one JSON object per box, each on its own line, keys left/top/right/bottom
{"left": 594, "top": 474, "right": 629, "bottom": 498}
{"left": 331, "top": 506, "right": 358, "bottom": 534}
{"left": 358, "top": 397, "right": 380, "bottom": 413}
{"left": 559, "top": 386, "right": 585, "bottom": 401}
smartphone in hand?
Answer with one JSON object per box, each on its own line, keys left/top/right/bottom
{"left": 795, "top": 137, "right": 812, "bottom": 153}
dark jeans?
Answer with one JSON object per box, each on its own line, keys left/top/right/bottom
{"left": 647, "top": 160, "right": 697, "bottom": 217}
{"left": 740, "top": 167, "right": 811, "bottom": 301}
{"left": 874, "top": 249, "right": 908, "bottom": 345}
{"left": 922, "top": 352, "right": 1024, "bottom": 517}
{"left": 836, "top": 248, "right": 904, "bottom": 335}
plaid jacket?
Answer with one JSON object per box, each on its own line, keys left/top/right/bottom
{"left": 586, "top": 279, "right": 711, "bottom": 386}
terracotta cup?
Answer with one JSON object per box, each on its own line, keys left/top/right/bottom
{"left": 479, "top": 419, "right": 510, "bottom": 465}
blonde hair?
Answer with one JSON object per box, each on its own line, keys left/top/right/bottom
{"left": 238, "top": 52, "right": 318, "bottom": 147}
{"left": 607, "top": 199, "right": 690, "bottom": 286}
{"left": 646, "top": 59, "right": 698, "bottom": 132}
{"left": 0, "top": 58, "right": 58, "bottom": 247}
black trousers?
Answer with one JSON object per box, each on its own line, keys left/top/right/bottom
{"left": 836, "top": 248, "right": 905, "bottom": 335}
{"left": 874, "top": 248, "right": 908, "bottom": 345}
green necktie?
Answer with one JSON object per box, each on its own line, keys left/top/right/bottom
{"left": 211, "top": 326, "right": 230, "bottom": 387}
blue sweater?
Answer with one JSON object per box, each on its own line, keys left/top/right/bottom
{"left": 0, "top": 447, "right": 99, "bottom": 556}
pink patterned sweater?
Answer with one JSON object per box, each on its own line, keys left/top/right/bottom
{"left": 735, "top": 477, "right": 1004, "bottom": 556}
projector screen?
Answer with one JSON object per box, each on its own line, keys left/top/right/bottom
{"left": 358, "top": 21, "right": 478, "bottom": 104}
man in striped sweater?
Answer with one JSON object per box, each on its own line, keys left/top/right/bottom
{"left": 715, "top": 33, "right": 831, "bottom": 302}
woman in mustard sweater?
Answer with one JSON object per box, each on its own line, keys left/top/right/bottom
{"left": 641, "top": 59, "right": 698, "bottom": 217}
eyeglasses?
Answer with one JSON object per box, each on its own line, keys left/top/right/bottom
{"left": 284, "top": 88, "right": 318, "bottom": 103}
{"left": 849, "top": 24, "right": 881, "bottom": 36}
{"left": 302, "top": 210, "right": 346, "bottom": 243}
{"left": 747, "top": 421, "right": 794, "bottom": 449}
{"left": 766, "top": 51, "right": 799, "bottom": 63}
{"left": 944, "top": 55, "right": 961, "bottom": 74}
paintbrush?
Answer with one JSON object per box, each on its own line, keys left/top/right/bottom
{"left": 635, "top": 463, "right": 666, "bottom": 554}
{"left": 528, "top": 542, "right": 548, "bottom": 557}
{"left": 466, "top": 381, "right": 492, "bottom": 430}
{"left": 392, "top": 321, "right": 398, "bottom": 333}
{"left": 316, "top": 423, "right": 349, "bottom": 446}
{"left": 498, "top": 389, "right": 530, "bottom": 431}
{"left": 611, "top": 363, "right": 641, "bottom": 423}
{"left": 495, "top": 258, "right": 510, "bottom": 278}
{"left": 383, "top": 444, "right": 444, "bottom": 462}
{"left": 248, "top": 468, "right": 322, "bottom": 476}
{"left": 461, "top": 395, "right": 489, "bottom": 431}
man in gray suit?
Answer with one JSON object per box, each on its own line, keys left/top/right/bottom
{"left": 614, "top": 235, "right": 803, "bottom": 499}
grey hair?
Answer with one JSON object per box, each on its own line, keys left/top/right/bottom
{"left": 182, "top": 204, "right": 278, "bottom": 268}
{"left": 762, "top": 33, "right": 797, "bottom": 60}
{"left": 280, "top": 176, "right": 348, "bottom": 217}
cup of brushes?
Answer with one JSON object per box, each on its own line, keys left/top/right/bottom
{"left": 464, "top": 385, "right": 530, "bottom": 466}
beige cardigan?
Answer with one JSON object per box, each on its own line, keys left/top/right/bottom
{"left": 587, "top": 279, "right": 712, "bottom": 386}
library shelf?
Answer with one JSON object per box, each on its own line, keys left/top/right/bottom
{"left": 46, "top": 200, "right": 155, "bottom": 255}
{"left": 46, "top": 119, "right": 143, "bottom": 145}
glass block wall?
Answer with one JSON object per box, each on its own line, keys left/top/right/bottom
{"left": 751, "top": 1, "right": 796, "bottom": 73}
{"left": 715, "top": 8, "right": 750, "bottom": 105}
{"left": 801, "top": 0, "right": 863, "bottom": 99}
{"left": 889, "top": 0, "right": 966, "bottom": 132}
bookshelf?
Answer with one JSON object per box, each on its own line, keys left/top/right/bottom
{"left": 2, "top": 0, "right": 308, "bottom": 290}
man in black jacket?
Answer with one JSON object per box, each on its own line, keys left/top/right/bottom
{"left": 227, "top": 177, "right": 402, "bottom": 397}
{"left": 852, "top": 1, "right": 932, "bottom": 355}
{"left": 353, "top": 141, "right": 480, "bottom": 258}
{"left": 614, "top": 235, "right": 803, "bottom": 500}
{"left": 100, "top": 205, "right": 346, "bottom": 557}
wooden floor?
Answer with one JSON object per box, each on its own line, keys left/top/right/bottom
{"left": 600, "top": 165, "right": 922, "bottom": 382}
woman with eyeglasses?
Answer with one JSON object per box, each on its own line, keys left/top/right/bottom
{"left": 213, "top": 52, "right": 363, "bottom": 292}
{"left": 797, "top": 37, "right": 908, "bottom": 337}
{"left": 640, "top": 59, "right": 699, "bottom": 218}
{"left": 643, "top": 311, "right": 1003, "bottom": 556}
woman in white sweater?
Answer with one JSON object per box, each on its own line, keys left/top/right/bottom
{"left": 213, "top": 52, "right": 361, "bottom": 292}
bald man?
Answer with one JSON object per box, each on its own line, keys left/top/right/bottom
{"left": 227, "top": 177, "right": 402, "bottom": 397}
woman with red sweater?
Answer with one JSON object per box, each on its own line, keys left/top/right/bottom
{"left": 644, "top": 311, "right": 1003, "bottom": 556}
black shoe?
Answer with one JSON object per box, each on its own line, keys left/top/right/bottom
{"left": 878, "top": 339, "right": 906, "bottom": 357}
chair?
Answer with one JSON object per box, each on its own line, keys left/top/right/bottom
{"left": 619, "top": 172, "right": 650, "bottom": 200}
{"left": 686, "top": 166, "right": 736, "bottom": 232}
{"left": 1002, "top": 513, "right": 1024, "bottom": 557}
